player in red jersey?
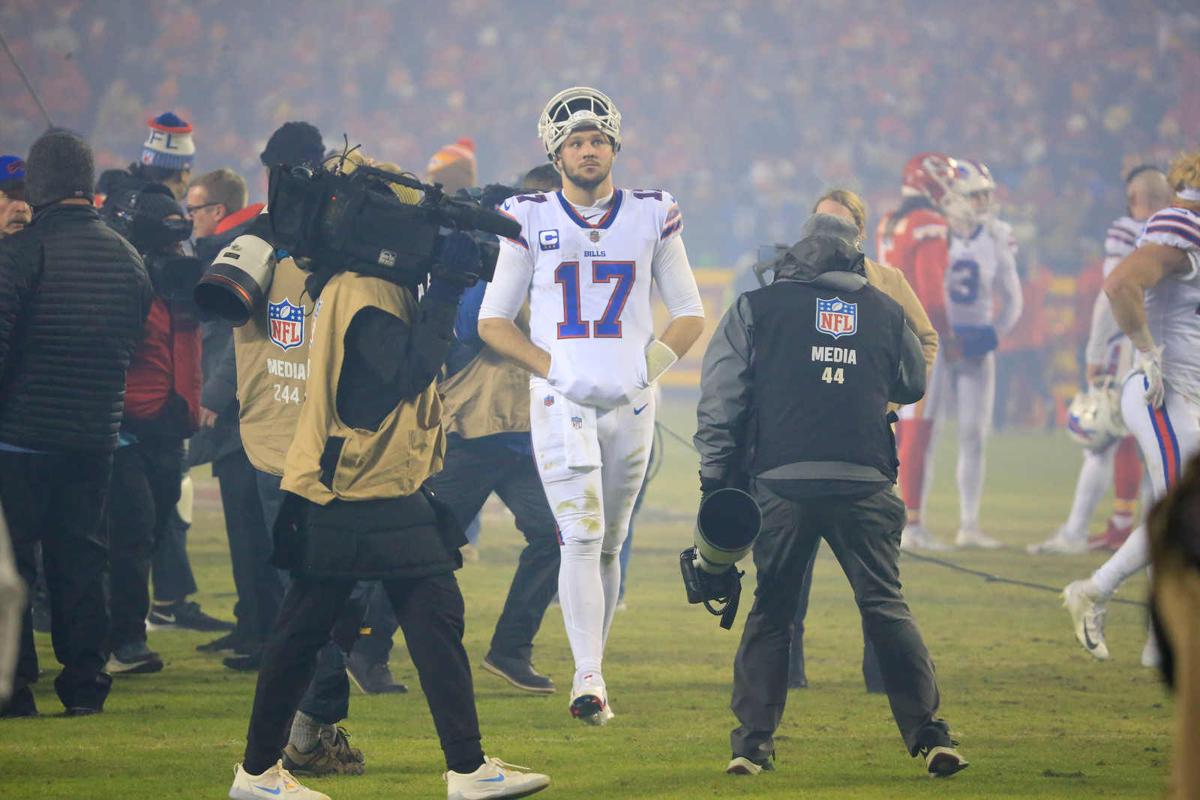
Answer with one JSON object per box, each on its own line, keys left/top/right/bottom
{"left": 876, "top": 153, "right": 958, "bottom": 550}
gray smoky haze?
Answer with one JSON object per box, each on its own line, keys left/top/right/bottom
{"left": 0, "top": 0, "right": 1194, "bottom": 272}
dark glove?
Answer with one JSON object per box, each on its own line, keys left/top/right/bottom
{"left": 427, "top": 231, "right": 481, "bottom": 303}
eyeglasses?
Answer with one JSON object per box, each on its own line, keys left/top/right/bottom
{"left": 186, "top": 202, "right": 219, "bottom": 215}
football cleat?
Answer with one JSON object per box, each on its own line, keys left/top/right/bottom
{"left": 1027, "top": 528, "right": 1089, "bottom": 555}
{"left": 228, "top": 760, "right": 329, "bottom": 800}
{"left": 901, "top": 524, "right": 951, "bottom": 552}
{"left": 954, "top": 528, "right": 1004, "bottom": 550}
{"left": 569, "top": 672, "right": 613, "bottom": 726}
{"left": 726, "top": 756, "right": 774, "bottom": 775}
{"left": 1063, "top": 579, "right": 1109, "bottom": 661}
{"left": 445, "top": 756, "right": 550, "bottom": 800}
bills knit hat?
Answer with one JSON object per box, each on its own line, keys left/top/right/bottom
{"left": 142, "top": 112, "right": 195, "bottom": 171}
{"left": 0, "top": 156, "right": 25, "bottom": 198}
{"left": 26, "top": 128, "right": 94, "bottom": 207}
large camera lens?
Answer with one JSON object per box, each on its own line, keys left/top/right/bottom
{"left": 194, "top": 234, "right": 277, "bottom": 326}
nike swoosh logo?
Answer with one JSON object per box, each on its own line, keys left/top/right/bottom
{"left": 633, "top": 404, "right": 648, "bottom": 415}
{"left": 154, "top": 614, "right": 175, "bottom": 623}
{"left": 254, "top": 786, "right": 282, "bottom": 795}
{"left": 1083, "top": 623, "right": 1099, "bottom": 650}
{"left": 481, "top": 775, "right": 506, "bottom": 783}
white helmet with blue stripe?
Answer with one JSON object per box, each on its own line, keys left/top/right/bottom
{"left": 538, "top": 86, "right": 622, "bottom": 161}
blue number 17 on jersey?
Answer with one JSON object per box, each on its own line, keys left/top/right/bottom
{"left": 555, "top": 260, "right": 635, "bottom": 339}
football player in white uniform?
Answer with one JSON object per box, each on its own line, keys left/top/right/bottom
{"left": 1031, "top": 167, "right": 1172, "bottom": 555}
{"left": 479, "top": 87, "right": 705, "bottom": 724}
{"left": 916, "top": 159, "right": 1022, "bottom": 547}
{"left": 1064, "top": 150, "right": 1200, "bottom": 663}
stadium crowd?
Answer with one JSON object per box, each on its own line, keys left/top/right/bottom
{"left": 1, "top": 0, "right": 1197, "bottom": 269}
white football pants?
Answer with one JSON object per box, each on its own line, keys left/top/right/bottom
{"left": 918, "top": 353, "right": 995, "bottom": 532}
{"left": 1092, "top": 376, "right": 1200, "bottom": 597}
{"left": 529, "top": 377, "right": 655, "bottom": 680}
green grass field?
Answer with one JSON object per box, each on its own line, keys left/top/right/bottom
{"left": 0, "top": 397, "right": 1173, "bottom": 799}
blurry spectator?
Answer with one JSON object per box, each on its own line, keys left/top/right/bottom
{"left": 99, "top": 184, "right": 205, "bottom": 674}
{"left": 0, "top": 129, "right": 152, "bottom": 717}
{"left": 186, "top": 167, "right": 246, "bottom": 239}
{"left": 187, "top": 167, "right": 285, "bottom": 657}
{"left": 426, "top": 137, "right": 477, "bottom": 194}
{"left": 0, "top": 504, "right": 22, "bottom": 706}
{"left": 134, "top": 112, "right": 196, "bottom": 201}
{"left": 0, "top": 157, "right": 31, "bottom": 236}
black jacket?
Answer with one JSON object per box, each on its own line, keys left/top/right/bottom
{"left": 0, "top": 203, "right": 152, "bottom": 453}
{"left": 695, "top": 215, "right": 925, "bottom": 494}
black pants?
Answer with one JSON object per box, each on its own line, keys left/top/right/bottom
{"left": 791, "top": 544, "right": 885, "bottom": 689}
{"left": 213, "top": 448, "right": 284, "bottom": 645}
{"left": 107, "top": 439, "right": 183, "bottom": 649}
{"left": 0, "top": 450, "right": 114, "bottom": 712}
{"left": 425, "top": 434, "right": 559, "bottom": 663}
{"left": 254, "top": 470, "right": 366, "bottom": 726}
{"left": 731, "top": 483, "right": 947, "bottom": 761}
{"left": 243, "top": 572, "right": 482, "bottom": 775}
{"left": 351, "top": 580, "right": 399, "bottom": 665}
{"left": 151, "top": 488, "right": 196, "bottom": 603}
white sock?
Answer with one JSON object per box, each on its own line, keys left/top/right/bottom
{"left": 558, "top": 541, "right": 605, "bottom": 678}
{"left": 599, "top": 551, "right": 621, "bottom": 646}
{"left": 1064, "top": 447, "right": 1114, "bottom": 537}
{"left": 956, "top": 428, "right": 985, "bottom": 532}
{"left": 1091, "top": 524, "right": 1150, "bottom": 598}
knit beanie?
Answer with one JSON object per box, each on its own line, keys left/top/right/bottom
{"left": 426, "top": 137, "right": 477, "bottom": 192}
{"left": 0, "top": 156, "right": 25, "bottom": 199}
{"left": 26, "top": 128, "right": 94, "bottom": 207}
{"left": 141, "top": 112, "right": 196, "bottom": 171}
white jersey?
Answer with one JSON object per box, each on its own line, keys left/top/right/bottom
{"left": 1137, "top": 206, "right": 1200, "bottom": 401}
{"left": 945, "top": 218, "right": 1022, "bottom": 333}
{"left": 1086, "top": 215, "right": 1143, "bottom": 369}
{"left": 480, "top": 188, "right": 703, "bottom": 408}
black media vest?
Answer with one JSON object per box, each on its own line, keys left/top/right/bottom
{"left": 744, "top": 278, "right": 904, "bottom": 483}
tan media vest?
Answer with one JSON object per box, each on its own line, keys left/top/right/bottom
{"left": 234, "top": 257, "right": 312, "bottom": 477}
{"left": 438, "top": 305, "right": 532, "bottom": 439}
{"left": 282, "top": 272, "right": 445, "bottom": 505}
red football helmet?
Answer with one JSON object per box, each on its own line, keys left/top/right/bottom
{"left": 901, "top": 152, "right": 959, "bottom": 205}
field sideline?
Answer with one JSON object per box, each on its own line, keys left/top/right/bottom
{"left": 0, "top": 398, "right": 1172, "bottom": 799}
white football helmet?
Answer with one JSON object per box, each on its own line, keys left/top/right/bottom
{"left": 537, "top": 86, "right": 622, "bottom": 160}
{"left": 1066, "top": 383, "right": 1126, "bottom": 451}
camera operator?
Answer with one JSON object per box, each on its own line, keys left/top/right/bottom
{"left": 99, "top": 184, "right": 203, "bottom": 674}
{"left": 228, "top": 160, "right": 550, "bottom": 800}
{"left": 695, "top": 213, "right": 968, "bottom": 777}
{"left": 0, "top": 129, "right": 152, "bottom": 717}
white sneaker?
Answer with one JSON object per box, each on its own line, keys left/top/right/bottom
{"left": 1062, "top": 579, "right": 1109, "bottom": 661}
{"left": 445, "top": 756, "right": 550, "bottom": 800}
{"left": 1027, "top": 528, "right": 1088, "bottom": 555}
{"left": 229, "top": 761, "right": 330, "bottom": 800}
{"left": 569, "top": 671, "right": 614, "bottom": 726}
{"left": 955, "top": 528, "right": 1004, "bottom": 549}
{"left": 901, "top": 524, "right": 951, "bottom": 552}
{"left": 1142, "top": 627, "right": 1162, "bottom": 669}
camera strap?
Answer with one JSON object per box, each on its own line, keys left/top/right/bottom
{"left": 703, "top": 568, "right": 745, "bottom": 630}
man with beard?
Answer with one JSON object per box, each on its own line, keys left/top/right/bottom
{"left": 480, "top": 86, "right": 705, "bottom": 724}
{"left": 0, "top": 157, "right": 31, "bottom": 237}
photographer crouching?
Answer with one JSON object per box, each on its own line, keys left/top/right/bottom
{"left": 201, "top": 158, "right": 550, "bottom": 800}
